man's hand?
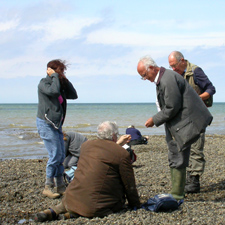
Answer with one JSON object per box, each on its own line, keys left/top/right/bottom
{"left": 145, "top": 117, "right": 154, "bottom": 127}
{"left": 199, "top": 92, "right": 210, "bottom": 101}
{"left": 117, "top": 134, "right": 131, "bottom": 146}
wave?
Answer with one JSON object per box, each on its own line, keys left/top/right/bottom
{"left": 9, "top": 123, "right": 35, "bottom": 129}
{"left": 64, "top": 123, "right": 92, "bottom": 129}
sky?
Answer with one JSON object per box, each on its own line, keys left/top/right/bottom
{"left": 0, "top": 0, "right": 224, "bottom": 103}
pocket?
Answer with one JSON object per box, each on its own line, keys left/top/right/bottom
{"left": 45, "top": 108, "right": 62, "bottom": 129}
{"left": 170, "top": 118, "right": 200, "bottom": 151}
{"left": 38, "top": 123, "right": 53, "bottom": 140}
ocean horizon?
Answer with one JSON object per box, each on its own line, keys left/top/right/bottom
{"left": 0, "top": 102, "right": 224, "bottom": 160}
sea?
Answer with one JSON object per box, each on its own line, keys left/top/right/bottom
{"left": 0, "top": 103, "right": 224, "bottom": 160}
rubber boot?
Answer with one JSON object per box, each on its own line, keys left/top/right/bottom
{"left": 185, "top": 171, "right": 200, "bottom": 193}
{"left": 42, "top": 185, "right": 60, "bottom": 199}
{"left": 170, "top": 167, "right": 186, "bottom": 200}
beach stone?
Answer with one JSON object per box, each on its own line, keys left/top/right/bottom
{"left": 0, "top": 135, "right": 225, "bottom": 224}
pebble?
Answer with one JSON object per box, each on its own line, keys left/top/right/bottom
{"left": 0, "top": 135, "right": 225, "bottom": 224}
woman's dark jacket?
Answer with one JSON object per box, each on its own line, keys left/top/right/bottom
{"left": 37, "top": 73, "right": 78, "bottom": 129}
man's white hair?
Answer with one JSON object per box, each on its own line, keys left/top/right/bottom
{"left": 139, "top": 55, "right": 158, "bottom": 69}
{"left": 97, "top": 121, "right": 119, "bottom": 140}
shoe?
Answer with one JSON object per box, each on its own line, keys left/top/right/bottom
{"left": 33, "top": 209, "right": 57, "bottom": 222}
{"left": 63, "top": 212, "right": 79, "bottom": 220}
{"left": 42, "top": 185, "right": 60, "bottom": 199}
{"left": 185, "top": 173, "right": 200, "bottom": 193}
{"left": 55, "top": 185, "right": 66, "bottom": 195}
{"left": 63, "top": 172, "right": 71, "bottom": 186}
{"left": 54, "top": 176, "right": 67, "bottom": 194}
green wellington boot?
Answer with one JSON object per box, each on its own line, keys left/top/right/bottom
{"left": 170, "top": 167, "right": 186, "bottom": 200}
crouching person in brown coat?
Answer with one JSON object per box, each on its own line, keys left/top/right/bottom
{"left": 33, "top": 121, "right": 140, "bottom": 222}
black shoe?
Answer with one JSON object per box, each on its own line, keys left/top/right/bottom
{"left": 185, "top": 175, "right": 200, "bottom": 193}
{"left": 33, "top": 212, "right": 49, "bottom": 222}
{"left": 33, "top": 208, "right": 57, "bottom": 222}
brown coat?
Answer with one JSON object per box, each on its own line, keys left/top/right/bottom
{"left": 62, "top": 139, "right": 140, "bottom": 217}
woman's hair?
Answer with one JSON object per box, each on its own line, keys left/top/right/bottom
{"left": 97, "top": 121, "right": 119, "bottom": 140}
{"left": 47, "top": 59, "right": 68, "bottom": 88}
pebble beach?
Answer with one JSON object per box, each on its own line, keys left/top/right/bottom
{"left": 1, "top": 135, "right": 225, "bottom": 225}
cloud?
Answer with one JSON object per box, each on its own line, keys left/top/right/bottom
{"left": 86, "top": 28, "right": 225, "bottom": 49}
{"left": 20, "top": 16, "right": 102, "bottom": 43}
{"left": 0, "top": 0, "right": 224, "bottom": 104}
{"left": 0, "top": 1, "right": 224, "bottom": 99}
{"left": 0, "top": 19, "right": 19, "bottom": 31}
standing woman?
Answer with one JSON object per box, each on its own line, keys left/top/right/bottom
{"left": 37, "top": 59, "right": 78, "bottom": 199}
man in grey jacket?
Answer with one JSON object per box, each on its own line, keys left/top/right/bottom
{"left": 137, "top": 55, "right": 213, "bottom": 200}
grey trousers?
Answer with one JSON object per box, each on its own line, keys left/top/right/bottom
{"left": 166, "top": 127, "right": 190, "bottom": 169}
{"left": 187, "top": 132, "right": 205, "bottom": 176}
{"left": 167, "top": 139, "right": 190, "bottom": 169}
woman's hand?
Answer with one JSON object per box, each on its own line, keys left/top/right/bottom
{"left": 47, "top": 67, "right": 56, "bottom": 76}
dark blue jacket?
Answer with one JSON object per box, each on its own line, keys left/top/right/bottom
{"left": 126, "top": 128, "right": 142, "bottom": 141}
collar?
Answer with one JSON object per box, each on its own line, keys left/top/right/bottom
{"left": 182, "top": 68, "right": 187, "bottom": 76}
{"left": 156, "top": 67, "right": 166, "bottom": 85}
{"left": 154, "top": 71, "right": 160, "bottom": 85}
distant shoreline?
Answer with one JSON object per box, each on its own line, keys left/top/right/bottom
{"left": 1, "top": 134, "right": 224, "bottom": 161}
{"left": 1, "top": 102, "right": 225, "bottom": 104}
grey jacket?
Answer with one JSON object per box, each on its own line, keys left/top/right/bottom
{"left": 37, "top": 73, "right": 78, "bottom": 129}
{"left": 153, "top": 67, "right": 213, "bottom": 150}
{"left": 64, "top": 132, "right": 88, "bottom": 168}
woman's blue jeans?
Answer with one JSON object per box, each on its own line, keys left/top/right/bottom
{"left": 36, "top": 117, "right": 65, "bottom": 178}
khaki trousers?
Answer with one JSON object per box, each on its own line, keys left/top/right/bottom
{"left": 187, "top": 132, "right": 205, "bottom": 176}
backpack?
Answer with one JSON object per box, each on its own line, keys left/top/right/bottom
{"left": 141, "top": 194, "right": 183, "bottom": 212}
